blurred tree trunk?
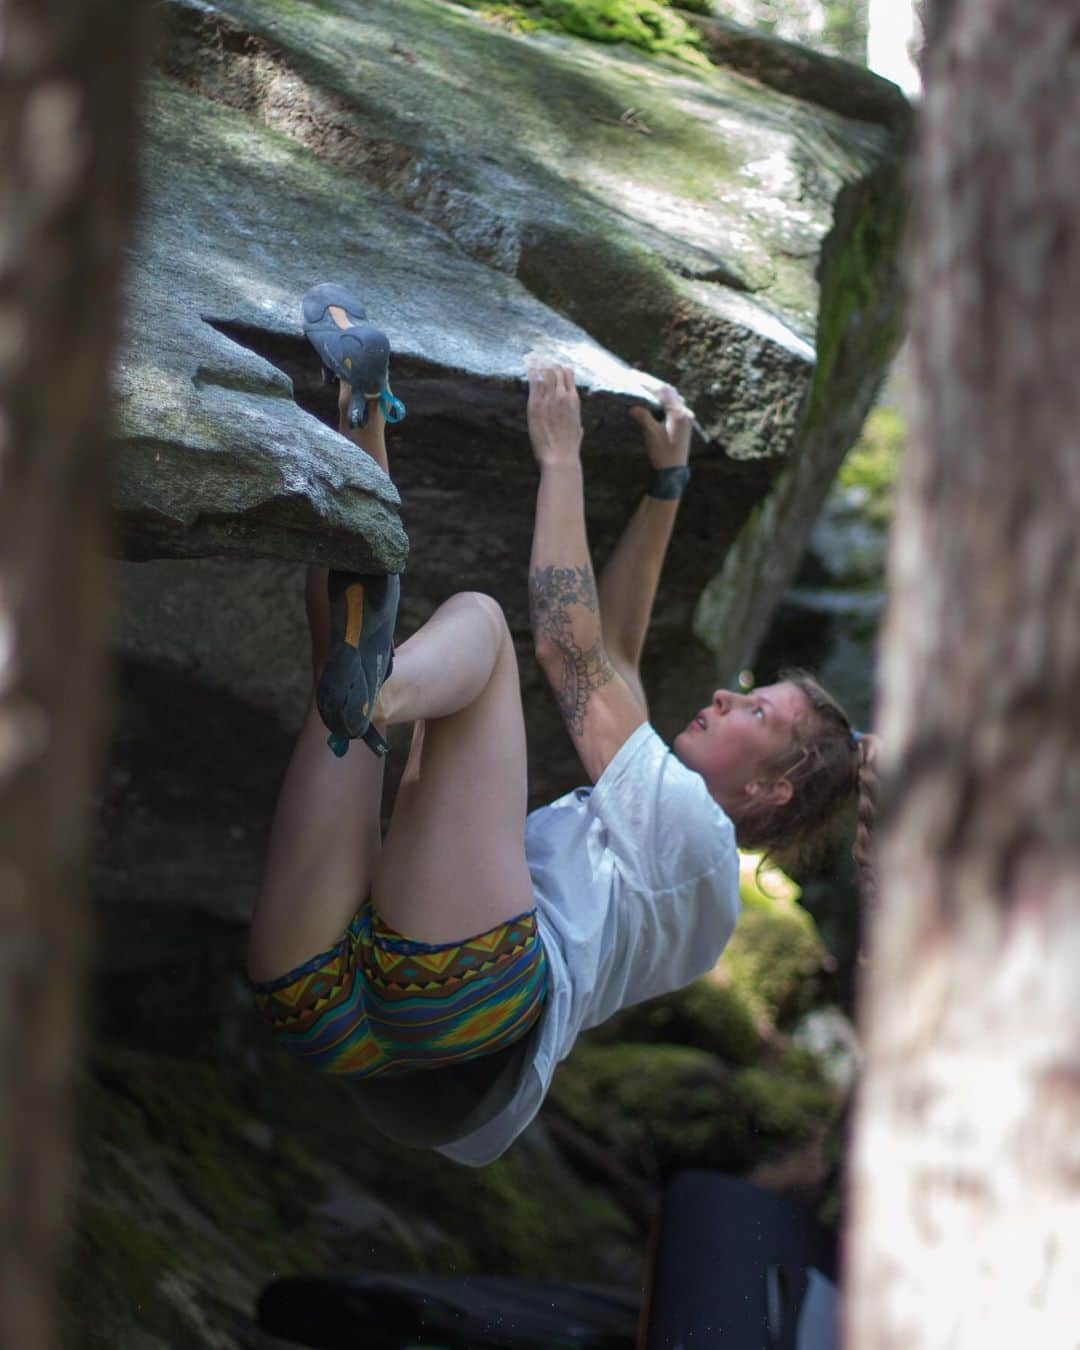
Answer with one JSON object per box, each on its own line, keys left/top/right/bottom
{"left": 847, "top": 1, "right": 1080, "bottom": 1345}
{"left": 0, "top": 2, "right": 145, "bottom": 1344}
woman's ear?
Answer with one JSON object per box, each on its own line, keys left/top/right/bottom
{"left": 745, "top": 776, "right": 794, "bottom": 807}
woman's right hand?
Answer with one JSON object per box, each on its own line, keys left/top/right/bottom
{"left": 527, "top": 363, "right": 583, "bottom": 469}
{"left": 630, "top": 383, "right": 693, "bottom": 468}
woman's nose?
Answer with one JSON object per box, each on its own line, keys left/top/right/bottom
{"left": 712, "top": 689, "right": 733, "bottom": 712}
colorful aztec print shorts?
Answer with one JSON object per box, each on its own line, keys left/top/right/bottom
{"left": 250, "top": 901, "right": 549, "bottom": 1079}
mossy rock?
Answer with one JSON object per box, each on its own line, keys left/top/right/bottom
{"left": 720, "top": 857, "right": 830, "bottom": 1030}
{"left": 365, "top": 1130, "right": 636, "bottom": 1279}
{"left": 64, "top": 1048, "right": 335, "bottom": 1347}
{"left": 453, "top": 0, "right": 711, "bottom": 67}
{"left": 230, "top": 1036, "right": 639, "bottom": 1281}
{"left": 86, "top": 1049, "right": 327, "bottom": 1271}
{"left": 586, "top": 974, "right": 764, "bottom": 1066}
{"left": 721, "top": 907, "right": 827, "bottom": 1030}
{"left": 548, "top": 1041, "right": 839, "bottom": 1177}
{"left": 65, "top": 1036, "right": 639, "bottom": 1345}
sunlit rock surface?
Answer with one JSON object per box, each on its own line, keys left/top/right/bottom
{"left": 118, "top": 0, "right": 907, "bottom": 670}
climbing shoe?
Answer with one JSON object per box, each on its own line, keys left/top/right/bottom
{"left": 316, "top": 570, "right": 400, "bottom": 759}
{"left": 300, "top": 283, "right": 406, "bottom": 429}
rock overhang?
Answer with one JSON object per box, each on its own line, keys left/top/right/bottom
{"left": 116, "top": 72, "right": 674, "bottom": 569}
{"left": 116, "top": 0, "right": 907, "bottom": 681}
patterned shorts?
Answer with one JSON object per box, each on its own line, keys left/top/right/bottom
{"left": 251, "top": 901, "right": 549, "bottom": 1079}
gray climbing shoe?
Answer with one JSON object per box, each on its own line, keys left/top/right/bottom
{"left": 317, "top": 570, "right": 400, "bottom": 759}
{"left": 300, "top": 283, "right": 406, "bottom": 428}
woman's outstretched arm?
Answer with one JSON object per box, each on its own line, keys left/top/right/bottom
{"left": 596, "top": 386, "right": 693, "bottom": 712}
{"left": 526, "top": 364, "right": 646, "bottom": 782}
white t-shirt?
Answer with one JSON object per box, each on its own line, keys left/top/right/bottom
{"left": 438, "top": 722, "right": 741, "bottom": 1166}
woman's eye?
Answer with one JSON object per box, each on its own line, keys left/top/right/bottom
{"left": 753, "top": 707, "right": 765, "bottom": 720}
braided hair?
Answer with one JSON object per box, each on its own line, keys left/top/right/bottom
{"left": 732, "top": 669, "right": 880, "bottom": 902}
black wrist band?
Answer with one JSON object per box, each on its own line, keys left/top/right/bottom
{"left": 647, "top": 465, "right": 691, "bottom": 500}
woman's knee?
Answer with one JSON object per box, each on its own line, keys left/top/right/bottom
{"left": 446, "top": 591, "right": 511, "bottom": 648}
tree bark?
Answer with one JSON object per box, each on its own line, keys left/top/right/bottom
{"left": 0, "top": 3, "right": 145, "bottom": 1345}
{"left": 847, "top": 1, "right": 1080, "bottom": 1344}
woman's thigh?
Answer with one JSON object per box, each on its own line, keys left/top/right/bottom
{"left": 248, "top": 693, "right": 385, "bottom": 982}
{"left": 373, "top": 602, "right": 534, "bottom": 943}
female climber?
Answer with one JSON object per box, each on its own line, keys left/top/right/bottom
{"left": 247, "top": 285, "right": 879, "bottom": 1165}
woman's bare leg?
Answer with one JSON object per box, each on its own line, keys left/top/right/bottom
{"left": 372, "top": 592, "right": 534, "bottom": 944}
{"left": 248, "top": 379, "right": 391, "bottom": 983}
{"left": 250, "top": 583, "right": 532, "bottom": 976}
{"left": 252, "top": 305, "right": 533, "bottom": 974}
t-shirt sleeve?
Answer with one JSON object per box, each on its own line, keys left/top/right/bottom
{"left": 587, "top": 722, "right": 738, "bottom": 895}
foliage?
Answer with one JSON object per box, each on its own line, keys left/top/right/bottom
{"left": 822, "top": 0, "right": 868, "bottom": 63}
{"left": 456, "top": 0, "right": 712, "bottom": 67}
{"left": 739, "top": 850, "right": 802, "bottom": 908}
{"left": 837, "top": 402, "right": 904, "bottom": 527}
{"left": 715, "top": 0, "right": 867, "bottom": 63}
{"left": 726, "top": 852, "right": 828, "bottom": 1029}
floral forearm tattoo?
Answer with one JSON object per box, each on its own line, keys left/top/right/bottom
{"left": 528, "top": 565, "right": 615, "bottom": 736}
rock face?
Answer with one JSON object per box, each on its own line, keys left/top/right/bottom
{"left": 105, "top": 0, "right": 909, "bottom": 880}
{"left": 85, "top": 3, "right": 905, "bottom": 1342}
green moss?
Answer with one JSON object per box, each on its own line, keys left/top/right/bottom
{"left": 725, "top": 855, "right": 827, "bottom": 1032}
{"left": 80, "top": 1066, "right": 149, "bottom": 1153}
{"left": 86, "top": 1049, "right": 327, "bottom": 1275}
{"left": 728, "top": 1065, "right": 836, "bottom": 1141}
{"left": 807, "top": 167, "right": 909, "bottom": 427}
{"left": 587, "top": 975, "right": 765, "bottom": 1065}
{"left": 739, "top": 853, "right": 803, "bottom": 911}
{"left": 551, "top": 1042, "right": 739, "bottom": 1167}
{"left": 66, "top": 1073, "right": 211, "bottom": 1347}
{"left": 550, "top": 1041, "right": 840, "bottom": 1174}
{"left": 722, "top": 905, "right": 826, "bottom": 1031}
{"left": 454, "top": 0, "right": 712, "bottom": 67}
{"left": 777, "top": 1042, "right": 830, "bottom": 1085}
{"left": 221, "top": 1038, "right": 637, "bottom": 1283}
{"left": 81, "top": 1205, "right": 176, "bottom": 1292}
{"left": 369, "top": 1132, "right": 634, "bottom": 1279}
{"left": 71, "top": 1037, "right": 635, "bottom": 1341}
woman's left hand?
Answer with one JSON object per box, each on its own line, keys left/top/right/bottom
{"left": 630, "top": 383, "right": 693, "bottom": 468}
{"left": 527, "top": 363, "right": 583, "bottom": 469}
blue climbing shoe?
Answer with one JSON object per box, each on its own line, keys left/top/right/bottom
{"left": 317, "top": 570, "right": 400, "bottom": 758}
{"left": 300, "top": 283, "right": 406, "bottom": 429}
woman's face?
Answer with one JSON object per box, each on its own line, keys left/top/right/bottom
{"left": 672, "top": 680, "right": 810, "bottom": 814}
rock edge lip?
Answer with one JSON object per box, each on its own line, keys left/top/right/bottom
{"left": 688, "top": 12, "right": 914, "bottom": 134}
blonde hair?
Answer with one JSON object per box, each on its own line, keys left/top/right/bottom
{"left": 731, "top": 669, "right": 880, "bottom": 900}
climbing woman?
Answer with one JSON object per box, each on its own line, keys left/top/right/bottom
{"left": 247, "top": 285, "right": 879, "bottom": 1165}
